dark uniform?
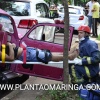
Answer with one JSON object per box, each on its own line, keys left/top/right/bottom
{"left": 69, "top": 37, "right": 100, "bottom": 84}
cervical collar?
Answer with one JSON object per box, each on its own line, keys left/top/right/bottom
{"left": 79, "top": 37, "right": 85, "bottom": 42}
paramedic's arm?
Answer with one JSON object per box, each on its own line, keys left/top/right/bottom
{"left": 6, "top": 42, "right": 14, "bottom": 61}
{"left": 81, "top": 44, "right": 100, "bottom": 65}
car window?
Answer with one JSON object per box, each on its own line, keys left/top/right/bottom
{"left": 43, "top": 26, "right": 55, "bottom": 42}
{"left": 0, "top": 1, "right": 30, "bottom": 16}
{"left": 36, "top": 3, "right": 49, "bottom": 17}
{"left": 28, "top": 25, "right": 66, "bottom": 44}
{"left": 28, "top": 25, "right": 55, "bottom": 42}
{"left": 0, "top": 14, "right": 14, "bottom": 33}
{"left": 28, "top": 26, "right": 44, "bottom": 40}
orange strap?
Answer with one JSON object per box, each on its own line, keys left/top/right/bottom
{"left": 20, "top": 44, "right": 26, "bottom": 64}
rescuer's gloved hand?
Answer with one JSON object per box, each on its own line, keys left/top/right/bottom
{"left": 74, "top": 58, "right": 82, "bottom": 65}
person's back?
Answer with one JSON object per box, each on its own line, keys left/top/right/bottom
{"left": 92, "top": 2, "right": 100, "bottom": 18}
{"left": 86, "top": 1, "right": 93, "bottom": 16}
{"left": 86, "top": 0, "right": 94, "bottom": 29}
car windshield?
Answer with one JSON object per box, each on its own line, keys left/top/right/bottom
{"left": 59, "top": 7, "right": 81, "bottom": 14}
{"left": 0, "top": 1, "right": 30, "bottom": 16}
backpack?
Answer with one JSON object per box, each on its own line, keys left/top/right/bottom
{"left": 79, "top": 83, "right": 100, "bottom": 100}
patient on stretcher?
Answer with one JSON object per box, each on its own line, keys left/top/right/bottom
{"left": 0, "top": 42, "right": 78, "bottom": 63}
{"left": 0, "top": 42, "right": 64, "bottom": 63}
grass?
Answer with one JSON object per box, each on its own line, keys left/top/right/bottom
{"left": 97, "top": 34, "right": 100, "bottom": 40}
{"left": 36, "top": 90, "right": 83, "bottom": 100}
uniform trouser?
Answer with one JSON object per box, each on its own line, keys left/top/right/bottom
{"left": 92, "top": 18, "right": 98, "bottom": 37}
{"left": 69, "top": 64, "right": 97, "bottom": 85}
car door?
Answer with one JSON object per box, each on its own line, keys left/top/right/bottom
{"left": 15, "top": 23, "right": 74, "bottom": 81}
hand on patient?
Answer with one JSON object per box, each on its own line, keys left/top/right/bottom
{"left": 74, "top": 58, "right": 82, "bottom": 65}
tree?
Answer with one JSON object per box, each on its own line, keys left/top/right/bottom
{"left": 0, "top": 1, "right": 13, "bottom": 11}
{"left": 62, "top": 0, "right": 69, "bottom": 84}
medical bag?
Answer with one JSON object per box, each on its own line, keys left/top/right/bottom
{"left": 79, "top": 83, "right": 100, "bottom": 100}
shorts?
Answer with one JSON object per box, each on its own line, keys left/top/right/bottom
{"left": 18, "top": 47, "right": 52, "bottom": 63}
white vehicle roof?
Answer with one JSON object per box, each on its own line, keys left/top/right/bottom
{"left": 69, "top": 5, "right": 84, "bottom": 9}
{"left": 13, "top": 0, "right": 46, "bottom": 3}
{"left": 59, "top": 5, "right": 84, "bottom": 9}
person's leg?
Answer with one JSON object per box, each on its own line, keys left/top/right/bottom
{"left": 90, "top": 16, "right": 93, "bottom": 30}
{"left": 30, "top": 49, "right": 63, "bottom": 63}
{"left": 69, "top": 64, "right": 85, "bottom": 84}
{"left": 95, "top": 18, "right": 98, "bottom": 37}
{"left": 88, "top": 15, "right": 92, "bottom": 29}
{"left": 51, "top": 52, "right": 63, "bottom": 62}
{"left": 92, "top": 18, "right": 96, "bottom": 36}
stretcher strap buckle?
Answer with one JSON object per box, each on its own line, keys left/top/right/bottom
{"left": 2, "top": 44, "right": 6, "bottom": 63}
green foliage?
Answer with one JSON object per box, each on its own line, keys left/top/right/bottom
{"left": 97, "top": 34, "right": 100, "bottom": 40}
{"left": 44, "top": 0, "right": 62, "bottom": 5}
{"left": 44, "top": 0, "right": 90, "bottom": 6}
{"left": 0, "top": 1, "right": 13, "bottom": 11}
{"left": 48, "top": 90, "right": 68, "bottom": 100}
{"left": 36, "top": 90, "right": 83, "bottom": 100}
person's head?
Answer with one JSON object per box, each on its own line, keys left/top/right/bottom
{"left": 78, "top": 25, "right": 91, "bottom": 39}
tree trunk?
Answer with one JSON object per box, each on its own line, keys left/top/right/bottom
{"left": 62, "top": 0, "right": 69, "bottom": 84}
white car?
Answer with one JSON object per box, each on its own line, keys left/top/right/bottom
{"left": 0, "top": 0, "right": 54, "bottom": 38}
{"left": 55, "top": 5, "right": 88, "bottom": 32}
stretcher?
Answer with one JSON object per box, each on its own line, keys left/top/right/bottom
{"left": 0, "top": 60, "right": 75, "bottom": 69}
{"left": 0, "top": 60, "right": 75, "bottom": 64}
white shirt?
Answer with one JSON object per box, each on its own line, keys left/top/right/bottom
{"left": 86, "top": 1, "right": 93, "bottom": 16}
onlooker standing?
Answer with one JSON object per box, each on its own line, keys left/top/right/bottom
{"left": 92, "top": 0, "right": 100, "bottom": 37}
{"left": 86, "top": 0, "right": 94, "bottom": 30}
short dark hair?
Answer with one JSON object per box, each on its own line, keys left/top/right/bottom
{"left": 94, "top": 0, "right": 97, "bottom": 1}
